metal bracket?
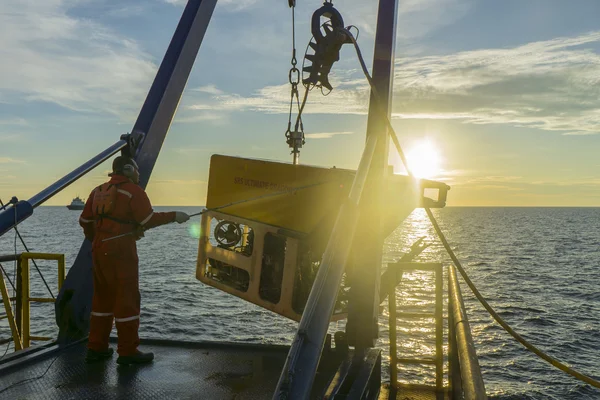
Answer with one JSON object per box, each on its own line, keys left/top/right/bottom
{"left": 286, "top": 130, "right": 304, "bottom": 152}
{"left": 303, "top": 3, "right": 352, "bottom": 90}
{"left": 120, "top": 130, "right": 146, "bottom": 159}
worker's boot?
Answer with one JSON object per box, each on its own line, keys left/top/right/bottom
{"left": 85, "top": 348, "right": 114, "bottom": 364}
{"left": 116, "top": 351, "right": 154, "bottom": 365}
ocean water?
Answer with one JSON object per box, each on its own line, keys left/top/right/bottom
{"left": 0, "top": 206, "right": 599, "bottom": 399}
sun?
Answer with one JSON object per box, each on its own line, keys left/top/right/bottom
{"left": 404, "top": 140, "right": 442, "bottom": 179}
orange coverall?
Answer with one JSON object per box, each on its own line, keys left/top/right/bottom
{"left": 79, "top": 175, "right": 175, "bottom": 356}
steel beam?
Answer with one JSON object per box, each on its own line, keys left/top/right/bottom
{"left": 346, "top": 0, "right": 399, "bottom": 349}
{"left": 55, "top": 0, "right": 218, "bottom": 342}
{"left": 273, "top": 136, "right": 378, "bottom": 399}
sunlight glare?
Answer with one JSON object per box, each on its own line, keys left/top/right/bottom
{"left": 405, "top": 140, "right": 442, "bottom": 179}
{"left": 189, "top": 222, "right": 201, "bottom": 239}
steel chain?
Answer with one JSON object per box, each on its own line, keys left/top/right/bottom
{"left": 285, "top": 4, "right": 305, "bottom": 161}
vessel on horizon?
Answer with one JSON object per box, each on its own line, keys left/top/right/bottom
{"left": 66, "top": 196, "right": 85, "bottom": 210}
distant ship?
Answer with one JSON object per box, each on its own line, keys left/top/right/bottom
{"left": 66, "top": 196, "right": 85, "bottom": 210}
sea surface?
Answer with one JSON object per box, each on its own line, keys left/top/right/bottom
{"left": 0, "top": 206, "right": 599, "bottom": 399}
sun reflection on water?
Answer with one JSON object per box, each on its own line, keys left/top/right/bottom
{"left": 379, "top": 208, "right": 448, "bottom": 386}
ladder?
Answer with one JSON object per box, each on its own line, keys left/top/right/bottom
{"left": 386, "top": 262, "right": 444, "bottom": 396}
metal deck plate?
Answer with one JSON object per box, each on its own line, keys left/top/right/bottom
{"left": 0, "top": 340, "right": 289, "bottom": 399}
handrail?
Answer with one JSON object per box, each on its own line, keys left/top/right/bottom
{"left": 273, "top": 135, "right": 378, "bottom": 399}
{"left": 20, "top": 253, "right": 66, "bottom": 348}
{"left": 448, "top": 264, "right": 487, "bottom": 399}
{"left": 0, "top": 267, "right": 23, "bottom": 351}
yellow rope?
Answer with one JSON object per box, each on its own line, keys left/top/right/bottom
{"left": 424, "top": 207, "right": 600, "bottom": 389}
{"left": 345, "top": 28, "right": 600, "bottom": 389}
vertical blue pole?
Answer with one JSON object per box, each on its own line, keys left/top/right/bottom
{"left": 346, "top": 0, "right": 399, "bottom": 349}
{"left": 55, "top": 0, "right": 218, "bottom": 342}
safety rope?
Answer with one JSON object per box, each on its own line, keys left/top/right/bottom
{"left": 0, "top": 263, "right": 16, "bottom": 292}
{"left": 425, "top": 207, "right": 600, "bottom": 389}
{"left": 0, "top": 199, "right": 55, "bottom": 300}
{"left": 102, "top": 180, "right": 331, "bottom": 242}
{"left": 343, "top": 29, "right": 600, "bottom": 389}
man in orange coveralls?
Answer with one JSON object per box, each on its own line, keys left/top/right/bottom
{"left": 79, "top": 156, "right": 190, "bottom": 365}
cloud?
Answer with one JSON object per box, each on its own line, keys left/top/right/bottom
{"left": 192, "top": 85, "right": 224, "bottom": 95}
{"left": 106, "top": 4, "right": 146, "bottom": 18}
{"left": 186, "top": 77, "right": 370, "bottom": 116}
{"left": 388, "top": 31, "right": 600, "bottom": 134}
{"left": 452, "top": 175, "right": 600, "bottom": 194}
{"left": 0, "top": 133, "right": 24, "bottom": 142}
{"left": 191, "top": 31, "right": 600, "bottom": 135}
{"left": 0, "top": 118, "right": 28, "bottom": 126}
{"left": 0, "top": 0, "right": 157, "bottom": 116}
{"left": 396, "top": 0, "right": 473, "bottom": 40}
{"left": 164, "top": 0, "right": 258, "bottom": 12}
{"left": 174, "top": 112, "right": 225, "bottom": 124}
{"left": 337, "top": 0, "right": 473, "bottom": 42}
{"left": 305, "top": 131, "right": 353, "bottom": 139}
{"left": 0, "top": 157, "right": 25, "bottom": 164}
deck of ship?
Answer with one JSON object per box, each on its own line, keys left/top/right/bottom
{"left": 0, "top": 338, "right": 290, "bottom": 399}
{"left": 0, "top": 338, "right": 447, "bottom": 399}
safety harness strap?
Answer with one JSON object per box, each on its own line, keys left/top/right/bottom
{"left": 97, "top": 214, "right": 137, "bottom": 225}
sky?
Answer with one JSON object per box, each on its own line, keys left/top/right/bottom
{"left": 0, "top": 0, "right": 599, "bottom": 206}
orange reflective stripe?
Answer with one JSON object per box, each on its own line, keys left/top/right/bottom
{"left": 91, "top": 312, "right": 113, "bottom": 317}
{"left": 115, "top": 315, "right": 139, "bottom": 322}
{"left": 140, "top": 212, "right": 154, "bottom": 226}
{"left": 117, "top": 189, "right": 132, "bottom": 198}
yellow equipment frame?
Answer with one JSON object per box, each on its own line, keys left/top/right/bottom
{"left": 0, "top": 253, "right": 65, "bottom": 350}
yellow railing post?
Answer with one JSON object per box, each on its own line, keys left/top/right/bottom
{"left": 18, "top": 252, "right": 65, "bottom": 348}
{"left": 58, "top": 254, "right": 65, "bottom": 290}
{"left": 21, "top": 256, "right": 30, "bottom": 349}
{"left": 388, "top": 274, "right": 398, "bottom": 391}
{"left": 435, "top": 264, "right": 444, "bottom": 392}
{"left": 0, "top": 271, "right": 23, "bottom": 350}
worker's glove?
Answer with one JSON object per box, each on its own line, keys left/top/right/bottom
{"left": 174, "top": 211, "right": 190, "bottom": 224}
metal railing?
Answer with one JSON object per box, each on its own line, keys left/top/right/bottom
{"left": 387, "top": 262, "right": 444, "bottom": 394}
{"left": 448, "top": 264, "right": 487, "bottom": 399}
{"left": 0, "top": 253, "right": 65, "bottom": 350}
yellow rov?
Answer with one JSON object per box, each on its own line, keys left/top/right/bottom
{"left": 196, "top": 154, "right": 449, "bottom": 321}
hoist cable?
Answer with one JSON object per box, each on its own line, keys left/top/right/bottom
{"left": 344, "top": 29, "right": 600, "bottom": 389}
{"left": 0, "top": 263, "right": 16, "bottom": 292}
{"left": 343, "top": 30, "right": 412, "bottom": 176}
{"left": 285, "top": 3, "right": 306, "bottom": 163}
{"left": 294, "top": 84, "right": 310, "bottom": 132}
